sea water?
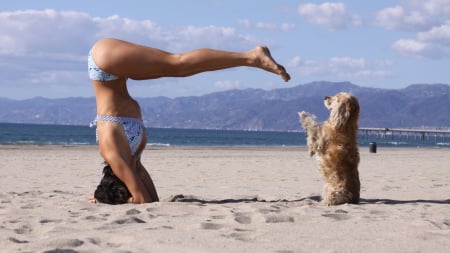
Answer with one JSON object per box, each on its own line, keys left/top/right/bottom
{"left": 0, "top": 123, "right": 448, "bottom": 147}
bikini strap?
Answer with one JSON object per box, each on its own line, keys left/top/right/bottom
{"left": 90, "top": 115, "right": 143, "bottom": 127}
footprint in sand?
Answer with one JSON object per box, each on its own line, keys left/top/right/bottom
{"left": 210, "top": 215, "right": 227, "bottom": 220}
{"left": 8, "top": 237, "right": 29, "bottom": 244}
{"left": 23, "top": 204, "right": 41, "bottom": 209}
{"left": 424, "top": 219, "right": 450, "bottom": 230}
{"left": 226, "top": 232, "right": 254, "bottom": 241}
{"left": 126, "top": 208, "right": 141, "bottom": 215}
{"left": 14, "top": 224, "right": 33, "bottom": 235}
{"left": 0, "top": 193, "right": 11, "bottom": 207}
{"left": 321, "top": 209, "right": 350, "bottom": 221}
{"left": 40, "top": 219, "right": 62, "bottom": 224}
{"left": 265, "top": 214, "right": 295, "bottom": 223}
{"left": 113, "top": 217, "right": 146, "bottom": 225}
{"left": 87, "top": 237, "right": 101, "bottom": 246}
{"left": 233, "top": 212, "right": 252, "bottom": 224}
{"left": 222, "top": 228, "right": 256, "bottom": 242}
{"left": 84, "top": 215, "right": 108, "bottom": 222}
{"left": 43, "top": 249, "right": 79, "bottom": 253}
{"left": 443, "top": 219, "right": 450, "bottom": 227}
{"left": 257, "top": 204, "right": 285, "bottom": 214}
{"left": 42, "top": 238, "right": 84, "bottom": 250}
{"left": 200, "top": 222, "right": 224, "bottom": 230}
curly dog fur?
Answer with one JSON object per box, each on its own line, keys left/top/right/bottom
{"left": 299, "top": 92, "right": 360, "bottom": 205}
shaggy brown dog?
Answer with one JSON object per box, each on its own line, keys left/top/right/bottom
{"left": 299, "top": 92, "right": 360, "bottom": 205}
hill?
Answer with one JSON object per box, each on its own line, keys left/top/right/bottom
{"left": 1, "top": 82, "right": 449, "bottom": 130}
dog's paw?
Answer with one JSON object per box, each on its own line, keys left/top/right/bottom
{"left": 298, "top": 111, "right": 307, "bottom": 118}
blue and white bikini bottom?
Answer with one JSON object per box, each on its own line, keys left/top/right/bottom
{"left": 91, "top": 115, "right": 145, "bottom": 157}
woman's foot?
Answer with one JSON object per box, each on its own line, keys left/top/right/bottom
{"left": 88, "top": 195, "right": 98, "bottom": 204}
{"left": 250, "top": 46, "right": 291, "bottom": 82}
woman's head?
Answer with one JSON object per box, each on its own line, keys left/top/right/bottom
{"left": 94, "top": 164, "right": 131, "bottom": 204}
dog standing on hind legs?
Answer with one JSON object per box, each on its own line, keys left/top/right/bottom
{"left": 298, "top": 92, "right": 361, "bottom": 205}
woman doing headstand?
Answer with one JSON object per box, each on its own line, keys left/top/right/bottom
{"left": 88, "top": 38, "right": 290, "bottom": 204}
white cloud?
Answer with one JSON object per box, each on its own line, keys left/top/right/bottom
{"left": 418, "top": 22, "right": 450, "bottom": 45}
{"left": 288, "top": 55, "right": 392, "bottom": 81}
{"left": 238, "top": 19, "right": 252, "bottom": 28}
{"left": 280, "top": 23, "right": 296, "bottom": 32}
{"left": 0, "top": 9, "right": 93, "bottom": 55}
{"left": 0, "top": 9, "right": 262, "bottom": 56}
{"left": 287, "top": 56, "right": 302, "bottom": 68}
{"left": 297, "top": 2, "right": 360, "bottom": 30}
{"left": 173, "top": 25, "right": 255, "bottom": 51}
{"left": 392, "top": 39, "right": 426, "bottom": 54}
{"left": 255, "top": 22, "right": 277, "bottom": 30}
{"left": 329, "top": 57, "right": 366, "bottom": 69}
{"left": 376, "top": 0, "right": 450, "bottom": 31}
{"left": 421, "top": 0, "right": 450, "bottom": 16}
{"left": 376, "top": 5, "right": 429, "bottom": 31}
{"left": 376, "top": 1, "right": 450, "bottom": 59}
{"left": 214, "top": 80, "right": 241, "bottom": 90}
{"left": 238, "top": 19, "right": 295, "bottom": 31}
{"left": 392, "top": 22, "right": 450, "bottom": 59}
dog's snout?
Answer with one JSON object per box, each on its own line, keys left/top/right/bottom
{"left": 324, "top": 96, "right": 330, "bottom": 100}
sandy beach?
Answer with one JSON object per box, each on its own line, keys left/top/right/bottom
{"left": 0, "top": 145, "right": 449, "bottom": 253}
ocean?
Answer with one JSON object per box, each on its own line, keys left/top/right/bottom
{"left": 0, "top": 123, "right": 449, "bottom": 148}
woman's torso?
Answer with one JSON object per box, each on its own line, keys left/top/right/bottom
{"left": 92, "top": 79, "right": 147, "bottom": 157}
{"left": 92, "top": 79, "right": 142, "bottom": 119}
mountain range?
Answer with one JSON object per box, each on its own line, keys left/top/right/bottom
{"left": 1, "top": 81, "right": 449, "bottom": 131}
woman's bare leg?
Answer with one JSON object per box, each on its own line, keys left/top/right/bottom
{"left": 91, "top": 38, "right": 290, "bottom": 81}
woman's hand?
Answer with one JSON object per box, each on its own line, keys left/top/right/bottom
{"left": 88, "top": 195, "right": 98, "bottom": 204}
{"left": 127, "top": 197, "right": 134, "bottom": 203}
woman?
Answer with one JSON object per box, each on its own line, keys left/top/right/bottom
{"left": 88, "top": 38, "right": 290, "bottom": 204}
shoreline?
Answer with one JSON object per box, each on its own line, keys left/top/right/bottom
{"left": 1, "top": 143, "right": 449, "bottom": 149}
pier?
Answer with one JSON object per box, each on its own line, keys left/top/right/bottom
{"left": 359, "top": 127, "right": 450, "bottom": 143}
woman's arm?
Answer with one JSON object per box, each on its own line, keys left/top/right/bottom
{"left": 136, "top": 160, "right": 159, "bottom": 201}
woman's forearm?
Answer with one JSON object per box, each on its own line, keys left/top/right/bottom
{"left": 136, "top": 160, "right": 159, "bottom": 202}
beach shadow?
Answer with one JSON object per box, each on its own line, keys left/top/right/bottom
{"left": 167, "top": 194, "right": 321, "bottom": 204}
{"left": 361, "top": 198, "right": 450, "bottom": 205}
{"left": 167, "top": 195, "right": 449, "bottom": 205}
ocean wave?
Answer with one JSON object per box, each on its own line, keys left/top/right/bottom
{"left": 147, "top": 143, "right": 171, "bottom": 147}
{"left": 386, "top": 141, "right": 408, "bottom": 146}
{"left": 2, "top": 140, "right": 93, "bottom": 145}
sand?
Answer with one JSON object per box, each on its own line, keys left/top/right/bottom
{"left": 0, "top": 145, "right": 449, "bottom": 253}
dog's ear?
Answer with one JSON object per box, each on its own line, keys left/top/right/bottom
{"left": 348, "top": 95, "right": 360, "bottom": 119}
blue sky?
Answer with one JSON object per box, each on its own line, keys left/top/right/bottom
{"left": 1, "top": 0, "right": 449, "bottom": 99}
